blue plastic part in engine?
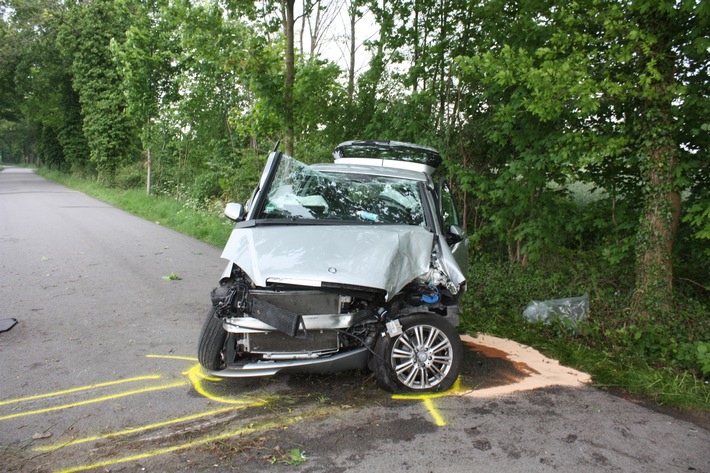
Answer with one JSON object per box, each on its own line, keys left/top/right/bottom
{"left": 421, "top": 287, "right": 440, "bottom": 304}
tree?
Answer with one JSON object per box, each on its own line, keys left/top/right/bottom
{"left": 113, "top": 0, "right": 181, "bottom": 194}
{"left": 58, "top": 0, "right": 137, "bottom": 184}
{"left": 283, "top": 0, "right": 296, "bottom": 156}
{"left": 454, "top": 0, "right": 709, "bottom": 316}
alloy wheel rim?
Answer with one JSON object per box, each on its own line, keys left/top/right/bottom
{"left": 391, "top": 324, "right": 453, "bottom": 390}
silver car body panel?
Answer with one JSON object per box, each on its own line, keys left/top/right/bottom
{"left": 220, "top": 224, "right": 441, "bottom": 300}
{"left": 436, "top": 234, "right": 467, "bottom": 291}
{"left": 329, "top": 157, "right": 435, "bottom": 175}
{"left": 309, "top": 163, "right": 430, "bottom": 182}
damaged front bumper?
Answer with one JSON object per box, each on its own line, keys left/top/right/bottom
{"left": 209, "top": 346, "right": 369, "bottom": 378}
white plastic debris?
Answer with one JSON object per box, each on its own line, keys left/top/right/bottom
{"left": 522, "top": 294, "right": 589, "bottom": 328}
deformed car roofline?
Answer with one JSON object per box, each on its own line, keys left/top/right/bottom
{"left": 309, "top": 162, "right": 432, "bottom": 182}
{"left": 333, "top": 140, "right": 443, "bottom": 175}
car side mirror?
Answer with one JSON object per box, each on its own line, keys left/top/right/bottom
{"left": 224, "top": 202, "right": 245, "bottom": 222}
{"left": 447, "top": 224, "right": 465, "bottom": 244}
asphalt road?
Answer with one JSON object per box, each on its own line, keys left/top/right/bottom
{"left": 0, "top": 167, "right": 708, "bottom": 473}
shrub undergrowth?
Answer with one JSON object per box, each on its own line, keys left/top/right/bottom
{"left": 461, "top": 252, "right": 709, "bottom": 409}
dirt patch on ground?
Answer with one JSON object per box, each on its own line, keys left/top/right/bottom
{"left": 458, "top": 334, "right": 592, "bottom": 398}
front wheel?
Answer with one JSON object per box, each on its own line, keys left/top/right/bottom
{"left": 197, "top": 307, "right": 228, "bottom": 370}
{"left": 373, "top": 314, "right": 462, "bottom": 393}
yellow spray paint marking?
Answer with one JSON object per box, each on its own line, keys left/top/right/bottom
{"left": 0, "top": 381, "right": 186, "bottom": 422}
{"left": 391, "top": 378, "right": 463, "bottom": 427}
{"left": 149, "top": 356, "right": 268, "bottom": 405}
{"left": 23, "top": 356, "right": 267, "bottom": 454}
{"left": 33, "top": 406, "right": 240, "bottom": 452}
{"left": 423, "top": 399, "right": 446, "bottom": 427}
{"left": 146, "top": 354, "right": 198, "bottom": 362}
{"left": 52, "top": 417, "right": 296, "bottom": 473}
{"left": 0, "top": 375, "right": 162, "bottom": 407}
{"left": 182, "top": 363, "right": 268, "bottom": 406}
{"left": 2, "top": 354, "right": 281, "bottom": 473}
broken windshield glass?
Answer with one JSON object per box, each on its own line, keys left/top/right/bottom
{"left": 257, "top": 156, "right": 426, "bottom": 225}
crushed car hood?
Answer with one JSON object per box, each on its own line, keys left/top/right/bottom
{"left": 221, "top": 225, "right": 451, "bottom": 299}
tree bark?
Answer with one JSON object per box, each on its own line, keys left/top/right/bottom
{"left": 146, "top": 146, "right": 152, "bottom": 196}
{"left": 284, "top": 0, "right": 296, "bottom": 156}
{"left": 633, "top": 145, "right": 678, "bottom": 314}
{"left": 348, "top": 4, "right": 356, "bottom": 101}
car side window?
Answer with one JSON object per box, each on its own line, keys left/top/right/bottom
{"left": 440, "top": 181, "right": 460, "bottom": 229}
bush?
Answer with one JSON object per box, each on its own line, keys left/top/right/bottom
{"left": 115, "top": 162, "right": 146, "bottom": 190}
{"left": 191, "top": 171, "right": 223, "bottom": 204}
{"left": 461, "top": 250, "right": 709, "bottom": 379}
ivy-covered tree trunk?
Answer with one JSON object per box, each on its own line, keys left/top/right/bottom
{"left": 633, "top": 108, "right": 681, "bottom": 315}
{"left": 629, "top": 3, "right": 685, "bottom": 317}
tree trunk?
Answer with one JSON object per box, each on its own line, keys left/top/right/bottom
{"left": 630, "top": 10, "right": 679, "bottom": 317}
{"left": 309, "top": 0, "right": 321, "bottom": 57}
{"left": 146, "top": 146, "right": 152, "bottom": 196}
{"left": 348, "top": 4, "right": 356, "bottom": 101}
{"left": 633, "top": 145, "right": 678, "bottom": 315}
{"left": 284, "top": 0, "right": 296, "bottom": 157}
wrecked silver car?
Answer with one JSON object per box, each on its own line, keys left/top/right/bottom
{"left": 198, "top": 140, "right": 469, "bottom": 392}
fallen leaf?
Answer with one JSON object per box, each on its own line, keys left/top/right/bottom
{"left": 32, "top": 432, "right": 52, "bottom": 440}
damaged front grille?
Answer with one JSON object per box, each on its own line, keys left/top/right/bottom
{"left": 250, "top": 297, "right": 306, "bottom": 338}
{"left": 246, "top": 330, "right": 340, "bottom": 358}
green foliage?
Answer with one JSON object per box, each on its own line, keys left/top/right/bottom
{"left": 57, "top": 0, "right": 138, "bottom": 184}
{"left": 462, "top": 250, "right": 709, "bottom": 383}
{"left": 683, "top": 201, "right": 710, "bottom": 257}
{"left": 190, "top": 171, "right": 223, "bottom": 203}
{"left": 217, "top": 149, "right": 265, "bottom": 204}
{"left": 450, "top": 0, "right": 708, "bottom": 316}
{"left": 115, "top": 161, "right": 146, "bottom": 190}
{"left": 268, "top": 447, "right": 307, "bottom": 465}
{"left": 695, "top": 343, "right": 710, "bottom": 377}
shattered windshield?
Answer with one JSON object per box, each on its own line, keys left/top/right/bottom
{"left": 257, "top": 156, "right": 426, "bottom": 225}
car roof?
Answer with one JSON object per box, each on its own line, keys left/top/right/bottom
{"left": 310, "top": 162, "right": 431, "bottom": 182}
{"left": 333, "top": 140, "right": 442, "bottom": 175}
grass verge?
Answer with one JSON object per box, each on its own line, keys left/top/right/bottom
{"left": 38, "top": 169, "right": 233, "bottom": 248}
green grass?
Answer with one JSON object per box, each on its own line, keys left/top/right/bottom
{"left": 38, "top": 169, "right": 233, "bottom": 248}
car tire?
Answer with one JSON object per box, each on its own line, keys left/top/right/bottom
{"left": 197, "top": 307, "right": 228, "bottom": 370}
{"left": 373, "top": 314, "right": 462, "bottom": 393}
